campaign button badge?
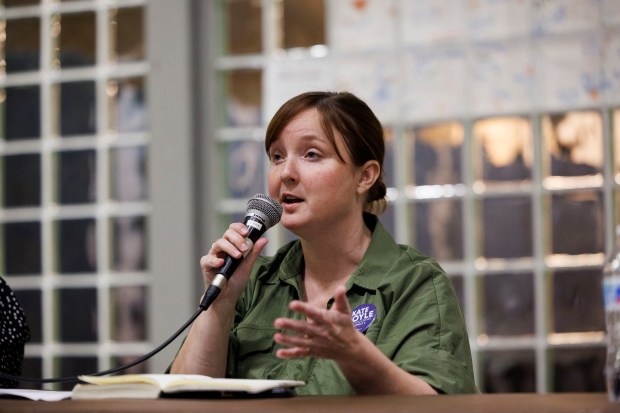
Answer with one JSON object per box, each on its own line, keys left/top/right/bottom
{"left": 352, "top": 303, "right": 377, "bottom": 333}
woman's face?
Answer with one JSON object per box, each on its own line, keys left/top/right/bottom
{"left": 267, "top": 108, "right": 364, "bottom": 236}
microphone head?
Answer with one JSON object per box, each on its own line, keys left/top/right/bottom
{"left": 246, "top": 194, "right": 283, "bottom": 229}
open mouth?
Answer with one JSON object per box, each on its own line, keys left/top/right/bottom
{"left": 282, "top": 195, "right": 303, "bottom": 205}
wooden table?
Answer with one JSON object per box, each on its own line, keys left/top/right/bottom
{"left": 1, "top": 393, "right": 619, "bottom": 413}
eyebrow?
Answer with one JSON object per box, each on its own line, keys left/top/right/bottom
{"left": 270, "top": 133, "right": 326, "bottom": 147}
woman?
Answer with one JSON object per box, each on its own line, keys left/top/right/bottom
{"left": 170, "top": 91, "right": 476, "bottom": 395}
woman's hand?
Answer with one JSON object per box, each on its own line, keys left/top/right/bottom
{"left": 199, "top": 223, "right": 268, "bottom": 305}
{"left": 273, "top": 285, "right": 362, "bottom": 360}
{"left": 273, "top": 285, "right": 438, "bottom": 395}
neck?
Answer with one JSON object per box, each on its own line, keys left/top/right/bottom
{"left": 300, "top": 213, "right": 372, "bottom": 288}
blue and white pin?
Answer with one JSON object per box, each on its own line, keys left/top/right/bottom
{"left": 351, "top": 303, "right": 377, "bottom": 333}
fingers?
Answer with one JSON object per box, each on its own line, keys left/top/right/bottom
{"left": 201, "top": 224, "right": 250, "bottom": 270}
{"left": 287, "top": 286, "right": 350, "bottom": 322}
{"left": 199, "top": 224, "right": 269, "bottom": 294}
{"left": 273, "top": 290, "right": 356, "bottom": 360}
{"left": 274, "top": 316, "right": 319, "bottom": 337}
{"left": 273, "top": 329, "right": 313, "bottom": 348}
{"left": 275, "top": 301, "right": 349, "bottom": 338}
{"left": 332, "top": 285, "right": 351, "bottom": 315}
{"left": 275, "top": 347, "right": 311, "bottom": 359}
{"left": 243, "top": 236, "right": 269, "bottom": 263}
{"left": 273, "top": 327, "right": 314, "bottom": 359}
{"left": 212, "top": 223, "right": 250, "bottom": 258}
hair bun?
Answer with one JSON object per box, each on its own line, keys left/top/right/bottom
{"left": 365, "top": 181, "right": 388, "bottom": 214}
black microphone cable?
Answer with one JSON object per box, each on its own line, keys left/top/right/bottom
{"left": 0, "top": 194, "right": 283, "bottom": 386}
{"left": 0, "top": 306, "right": 204, "bottom": 385}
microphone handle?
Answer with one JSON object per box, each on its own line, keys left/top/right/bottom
{"left": 199, "top": 217, "right": 267, "bottom": 310}
{"left": 216, "top": 222, "right": 265, "bottom": 280}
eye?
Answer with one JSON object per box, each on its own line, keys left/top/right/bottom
{"left": 269, "top": 151, "right": 284, "bottom": 162}
{"left": 305, "top": 150, "right": 320, "bottom": 160}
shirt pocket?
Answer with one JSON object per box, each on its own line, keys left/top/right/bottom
{"left": 233, "top": 325, "right": 280, "bottom": 379}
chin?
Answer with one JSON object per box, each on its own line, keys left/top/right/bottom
{"left": 281, "top": 218, "right": 298, "bottom": 230}
{"left": 281, "top": 216, "right": 304, "bottom": 233}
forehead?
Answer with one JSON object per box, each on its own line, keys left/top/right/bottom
{"left": 280, "top": 108, "right": 322, "bottom": 138}
{"left": 268, "top": 107, "right": 349, "bottom": 162}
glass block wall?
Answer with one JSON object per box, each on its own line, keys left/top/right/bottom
{"left": 205, "top": 0, "right": 620, "bottom": 393}
{"left": 0, "top": 0, "right": 150, "bottom": 390}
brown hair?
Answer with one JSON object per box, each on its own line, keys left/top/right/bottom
{"left": 265, "top": 91, "right": 387, "bottom": 214}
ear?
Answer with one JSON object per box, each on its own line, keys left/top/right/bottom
{"left": 356, "top": 160, "right": 381, "bottom": 196}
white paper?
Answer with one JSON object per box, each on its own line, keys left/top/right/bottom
{"left": 263, "top": 57, "right": 333, "bottom": 122}
{"left": 604, "top": 27, "right": 620, "bottom": 106}
{"left": 470, "top": 41, "right": 533, "bottom": 115}
{"left": 603, "top": 0, "right": 620, "bottom": 25}
{"left": 537, "top": 34, "right": 604, "bottom": 110}
{"left": 0, "top": 388, "right": 72, "bottom": 401}
{"left": 466, "top": 0, "right": 529, "bottom": 41}
{"left": 328, "top": 0, "right": 396, "bottom": 52}
{"left": 401, "top": 47, "right": 467, "bottom": 121}
{"left": 400, "top": 0, "right": 465, "bottom": 46}
{"left": 334, "top": 53, "right": 400, "bottom": 123}
{"left": 532, "top": 0, "right": 601, "bottom": 36}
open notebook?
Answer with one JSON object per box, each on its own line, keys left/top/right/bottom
{"left": 71, "top": 374, "right": 305, "bottom": 399}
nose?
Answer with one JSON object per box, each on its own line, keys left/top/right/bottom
{"left": 280, "top": 158, "right": 298, "bottom": 184}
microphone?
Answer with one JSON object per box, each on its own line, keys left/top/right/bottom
{"left": 200, "top": 193, "right": 283, "bottom": 310}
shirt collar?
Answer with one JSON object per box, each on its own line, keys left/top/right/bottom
{"left": 274, "top": 213, "right": 399, "bottom": 292}
{"left": 346, "top": 213, "right": 400, "bottom": 292}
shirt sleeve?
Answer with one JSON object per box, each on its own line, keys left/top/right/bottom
{"left": 374, "top": 258, "right": 477, "bottom": 394}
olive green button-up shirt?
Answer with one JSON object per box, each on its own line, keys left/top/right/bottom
{"left": 226, "top": 214, "right": 477, "bottom": 395}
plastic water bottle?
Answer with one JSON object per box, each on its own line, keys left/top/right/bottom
{"left": 603, "top": 225, "right": 620, "bottom": 402}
